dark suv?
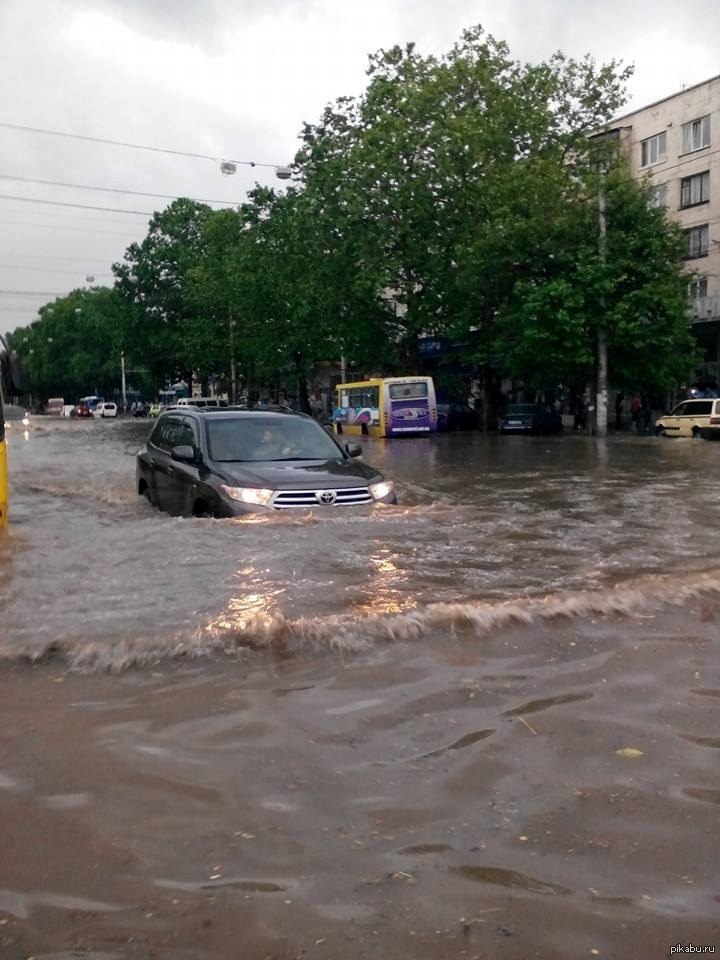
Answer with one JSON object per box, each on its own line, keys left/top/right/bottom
{"left": 136, "top": 408, "right": 397, "bottom": 517}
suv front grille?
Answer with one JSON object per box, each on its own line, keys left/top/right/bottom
{"left": 272, "top": 487, "right": 372, "bottom": 509}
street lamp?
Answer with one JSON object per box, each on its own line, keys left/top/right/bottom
{"left": 219, "top": 160, "right": 292, "bottom": 181}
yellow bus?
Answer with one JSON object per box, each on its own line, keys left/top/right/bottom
{"left": 333, "top": 376, "right": 437, "bottom": 438}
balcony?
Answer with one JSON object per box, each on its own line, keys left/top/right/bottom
{"left": 690, "top": 296, "right": 720, "bottom": 323}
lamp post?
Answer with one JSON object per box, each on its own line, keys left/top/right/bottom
{"left": 596, "top": 171, "right": 609, "bottom": 437}
{"left": 228, "top": 318, "right": 237, "bottom": 404}
{"left": 121, "top": 351, "right": 127, "bottom": 414}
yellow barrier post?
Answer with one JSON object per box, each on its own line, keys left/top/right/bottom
{"left": 0, "top": 437, "right": 7, "bottom": 528}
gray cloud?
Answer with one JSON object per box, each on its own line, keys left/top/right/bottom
{"left": 87, "top": 0, "right": 319, "bottom": 45}
{"left": 1, "top": 0, "right": 718, "bottom": 333}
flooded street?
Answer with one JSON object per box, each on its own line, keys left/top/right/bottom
{"left": 1, "top": 419, "right": 719, "bottom": 958}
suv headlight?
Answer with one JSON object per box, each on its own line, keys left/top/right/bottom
{"left": 369, "top": 480, "right": 394, "bottom": 501}
{"left": 221, "top": 485, "right": 274, "bottom": 506}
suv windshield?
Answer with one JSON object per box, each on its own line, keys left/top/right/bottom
{"left": 207, "top": 417, "right": 343, "bottom": 462}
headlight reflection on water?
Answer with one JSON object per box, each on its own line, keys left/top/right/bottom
{"left": 355, "top": 547, "right": 415, "bottom": 616}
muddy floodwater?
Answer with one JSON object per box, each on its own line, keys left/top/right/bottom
{"left": 1, "top": 418, "right": 719, "bottom": 959}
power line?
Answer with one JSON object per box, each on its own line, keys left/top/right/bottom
{"left": 0, "top": 251, "right": 111, "bottom": 263}
{"left": 0, "top": 173, "right": 241, "bottom": 207}
{"left": 0, "top": 193, "right": 153, "bottom": 216}
{"left": 0, "top": 220, "right": 141, "bottom": 236}
{"left": 0, "top": 120, "right": 283, "bottom": 170}
{"left": 0, "top": 263, "right": 112, "bottom": 276}
{"left": 0, "top": 289, "right": 64, "bottom": 297}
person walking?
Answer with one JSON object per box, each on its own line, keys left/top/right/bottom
{"left": 615, "top": 391, "right": 624, "bottom": 430}
{"left": 630, "top": 393, "right": 641, "bottom": 432}
{"left": 641, "top": 396, "right": 653, "bottom": 435}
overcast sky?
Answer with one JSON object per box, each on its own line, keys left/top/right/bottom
{"left": 1, "top": 0, "right": 718, "bottom": 335}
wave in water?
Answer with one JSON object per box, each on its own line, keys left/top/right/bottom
{"left": 4, "top": 566, "right": 720, "bottom": 673}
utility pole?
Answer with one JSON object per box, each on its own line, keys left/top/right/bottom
{"left": 121, "top": 351, "right": 127, "bottom": 414}
{"left": 596, "top": 169, "right": 609, "bottom": 437}
{"left": 228, "top": 318, "right": 237, "bottom": 404}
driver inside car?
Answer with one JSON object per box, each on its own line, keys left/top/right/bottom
{"left": 256, "top": 427, "right": 293, "bottom": 459}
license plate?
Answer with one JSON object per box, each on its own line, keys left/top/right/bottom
{"left": 508, "top": 420, "right": 522, "bottom": 426}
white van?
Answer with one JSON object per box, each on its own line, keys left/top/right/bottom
{"left": 173, "top": 397, "right": 228, "bottom": 409}
{"left": 655, "top": 398, "right": 720, "bottom": 438}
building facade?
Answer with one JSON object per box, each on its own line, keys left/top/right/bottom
{"left": 613, "top": 75, "right": 720, "bottom": 380}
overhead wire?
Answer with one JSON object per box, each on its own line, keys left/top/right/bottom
{"left": 0, "top": 221, "right": 142, "bottom": 236}
{"left": 0, "top": 172, "right": 242, "bottom": 206}
{"left": 0, "top": 193, "right": 153, "bottom": 216}
{"left": 0, "top": 251, "right": 112, "bottom": 263}
{"left": 0, "top": 120, "right": 283, "bottom": 170}
{"left": 0, "top": 263, "right": 112, "bottom": 276}
{"left": 0, "top": 290, "right": 65, "bottom": 296}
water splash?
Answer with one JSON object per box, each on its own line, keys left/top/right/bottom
{"left": 5, "top": 565, "right": 720, "bottom": 673}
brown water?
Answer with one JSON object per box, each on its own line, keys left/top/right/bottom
{"left": 1, "top": 419, "right": 719, "bottom": 958}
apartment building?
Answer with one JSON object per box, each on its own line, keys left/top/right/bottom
{"left": 610, "top": 75, "right": 720, "bottom": 376}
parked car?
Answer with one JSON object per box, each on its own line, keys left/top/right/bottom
{"left": 137, "top": 408, "right": 397, "bottom": 518}
{"left": 656, "top": 398, "right": 719, "bottom": 438}
{"left": 75, "top": 400, "right": 93, "bottom": 418}
{"left": 436, "top": 402, "right": 477, "bottom": 432}
{"left": 96, "top": 401, "right": 118, "bottom": 419}
{"left": 499, "top": 403, "right": 563, "bottom": 435}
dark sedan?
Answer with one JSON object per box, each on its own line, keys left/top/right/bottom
{"left": 137, "top": 408, "right": 397, "bottom": 517}
{"left": 499, "top": 403, "right": 563, "bottom": 435}
{"left": 436, "top": 402, "right": 477, "bottom": 432}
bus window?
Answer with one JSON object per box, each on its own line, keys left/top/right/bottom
{"left": 388, "top": 381, "right": 428, "bottom": 400}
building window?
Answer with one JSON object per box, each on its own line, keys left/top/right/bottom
{"left": 648, "top": 183, "right": 668, "bottom": 208}
{"left": 640, "top": 131, "right": 667, "bottom": 167}
{"left": 680, "top": 171, "right": 710, "bottom": 208}
{"left": 689, "top": 276, "right": 708, "bottom": 299}
{"left": 684, "top": 225, "right": 709, "bottom": 259}
{"left": 681, "top": 115, "right": 711, "bottom": 154}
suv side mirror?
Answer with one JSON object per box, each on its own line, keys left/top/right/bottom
{"left": 171, "top": 444, "right": 197, "bottom": 464}
{"left": 345, "top": 443, "right": 362, "bottom": 458}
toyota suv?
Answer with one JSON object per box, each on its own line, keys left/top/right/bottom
{"left": 136, "top": 408, "right": 396, "bottom": 517}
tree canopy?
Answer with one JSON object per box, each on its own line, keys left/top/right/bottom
{"left": 10, "top": 26, "right": 698, "bottom": 407}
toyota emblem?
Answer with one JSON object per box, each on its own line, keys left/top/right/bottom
{"left": 316, "top": 490, "right": 337, "bottom": 505}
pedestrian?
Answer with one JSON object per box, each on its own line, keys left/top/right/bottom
{"left": 309, "top": 387, "right": 324, "bottom": 419}
{"left": 641, "top": 396, "right": 652, "bottom": 434}
{"left": 630, "top": 393, "right": 641, "bottom": 432}
{"left": 574, "top": 397, "right": 586, "bottom": 431}
{"left": 615, "top": 391, "right": 624, "bottom": 430}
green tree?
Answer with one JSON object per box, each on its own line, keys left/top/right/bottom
{"left": 113, "top": 198, "right": 215, "bottom": 389}
{"left": 9, "top": 287, "right": 132, "bottom": 402}
{"left": 295, "top": 27, "right": 633, "bottom": 376}
{"left": 494, "top": 167, "right": 697, "bottom": 392}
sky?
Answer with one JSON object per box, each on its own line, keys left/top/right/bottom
{"left": 0, "top": 0, "right": 718, "bottom": 336}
